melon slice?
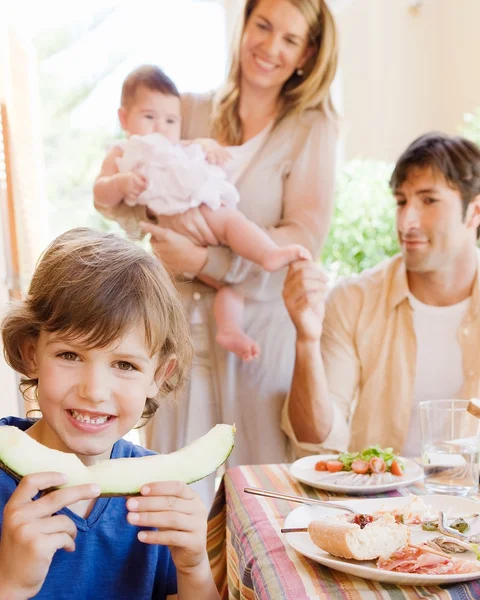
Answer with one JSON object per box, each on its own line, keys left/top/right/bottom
{"left": 0, "top": 424, "right": 235, "bottom": 496}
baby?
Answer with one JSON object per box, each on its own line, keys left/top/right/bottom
{"left": 94, "top": 65, "right": 309, "bottom": 361}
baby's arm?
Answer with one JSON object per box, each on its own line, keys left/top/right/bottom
{"left": 93, "top": 146, "right": 147, "bottom": 208}
{"left": 182, "top": 138, "right": 231, "bottom": 167}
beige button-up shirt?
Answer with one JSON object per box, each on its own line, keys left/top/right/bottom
{"left": 282, "top": 252, "right": 480, "bottom": 456}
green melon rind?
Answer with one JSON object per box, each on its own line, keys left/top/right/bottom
{"left": 0, "top": 424, "right": 235, "bottom": 497}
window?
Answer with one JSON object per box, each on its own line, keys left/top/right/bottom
{"left": 0, "top": 103, "right": 23, "bottom": 417}
{"left": 30, "top": 0, "right": 228, "bottom": 238}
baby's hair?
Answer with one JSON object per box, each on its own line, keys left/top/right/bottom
{"left": 121, "top": 65, "right": 180, "bottom": 109}
{"left": 1, "top": 228, "right": 193, "bottom": 422}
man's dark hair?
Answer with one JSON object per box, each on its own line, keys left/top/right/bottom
{"left": 390, "top": 132, "right": 480, "bottom": 237}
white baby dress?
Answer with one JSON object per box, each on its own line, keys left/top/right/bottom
{"left": 115, "top": 133, "right": 239, "bottom": 216}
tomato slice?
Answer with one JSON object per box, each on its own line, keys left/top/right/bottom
{"left": 390, "top": 459, "right": 404, "bottom": 476}
{"left": 326, "top": 460, "right": 344, "bottom": 473}
{"left": 351, "top": 459, "right": 369, "bottom": 474}
{"left": 314, "top": 460, "right": 328, "bottom": 471}
{"left": 369, "top": 456, "right": 386, "bottom": 473}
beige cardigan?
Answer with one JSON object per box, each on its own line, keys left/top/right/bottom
{"left": 98, "top": 93, "right": 337, "bottom": 465}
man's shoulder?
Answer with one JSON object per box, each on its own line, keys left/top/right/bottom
{"left": 327, "top": 255, "right": 403, "bottom": 307}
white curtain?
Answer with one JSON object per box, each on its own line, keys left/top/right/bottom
{"left": 1, "top": 26, "right": 49, "bottom": 288}
{"left": 0, "top": 19, "right": 49, "bottom": 418}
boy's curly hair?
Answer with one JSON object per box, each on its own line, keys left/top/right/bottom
{"left": 1, "top": 228, "right": 193, "bottom": 423}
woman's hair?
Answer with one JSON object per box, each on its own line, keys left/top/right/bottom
{"left": 121, "top": 64, "right": 180, "bottom": 109}
{"left": 1, "top": 228, "right": 193, "bottom": 421}
{"left": 211, "top": 0, "right": 338, "bottom": 145}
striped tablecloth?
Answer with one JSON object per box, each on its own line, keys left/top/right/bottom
{"left": 206, "top": 463, "right": 480, "bottom": 600}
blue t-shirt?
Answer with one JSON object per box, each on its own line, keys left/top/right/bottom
{"left": 0, "top": 417, "right": 177, "bottom": 599}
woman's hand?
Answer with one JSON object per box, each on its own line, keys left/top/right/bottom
{"left": 283, "top": 260, "right": 330, "bottom": 343}
{"left": 126, "top": 481, "right": 209, "bottom": 576}
{"left": 153, "top": 208, "right": 219, "bottom": 247}
{"left": 140, "top": 221, "right": 208, "bottom": 277}
{"left": 0, "top": 473, "right": 101, "bottom": 599}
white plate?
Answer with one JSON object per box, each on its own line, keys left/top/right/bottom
{"left": 289, "top": 454, "right": 423, "bottom": 495}
{"left": 284, "top": 495, "right": 480, "bottom": 585}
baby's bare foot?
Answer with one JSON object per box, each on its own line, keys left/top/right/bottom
{"left": 216, "top": 329, "right": 261, "bottom": 362}
{"left": 263, "top": 244, "right": 311, "bottom": 272}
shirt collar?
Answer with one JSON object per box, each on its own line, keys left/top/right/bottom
{"left": 386, "top": 255, "right": 410, "bottom": 312}
{"left": 386, "top": 249, "right": 480, "bottom": 315}
{"left": 468, "top": 249, "right": 480, "bottom": 319}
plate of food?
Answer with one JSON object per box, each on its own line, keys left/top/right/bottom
{"left": 282, "top": 495, "right": 480, "bottom": 585}
{"left": 289, "top": 446, "right": 423, "bottom": 494}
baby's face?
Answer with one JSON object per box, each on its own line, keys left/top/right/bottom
{"left": 120, "top": 86, "right": 181, "bottom": 143}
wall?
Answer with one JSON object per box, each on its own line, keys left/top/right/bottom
{"left": 337, "top": 0, "right": 480, "bottom": 161}
{"left": 440, "top": 0, "right": 480, "bottom": 137}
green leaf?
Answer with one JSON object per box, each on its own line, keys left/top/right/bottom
{"left": 321, "top": 160, "right": 400, "bottom": 276}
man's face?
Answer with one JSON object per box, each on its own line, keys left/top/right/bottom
{"left": 394, "top": 166, "right": 479, "bottom": 273}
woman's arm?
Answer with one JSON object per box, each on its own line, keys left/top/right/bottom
{"left": 201, "top": 113, "right": 338, "bottom": 286}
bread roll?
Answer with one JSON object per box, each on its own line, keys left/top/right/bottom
{"left": 308, "top": 513, "right": 409, "bottom": 560}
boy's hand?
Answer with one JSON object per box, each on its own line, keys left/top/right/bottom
{"left": 194, "top": 138, "right": 231, "bottom": 168}
{"left": 119, "top": 172, "right": 148, "bottom": 204}
{"left": 0, "top": 473, "right": 100, "bottom": 599}
{"left": 126, "top": 481, "right": 209, "bottom": 576}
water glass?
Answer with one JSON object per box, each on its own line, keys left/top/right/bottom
{"left": 419, "top": 399, "right": 480, "bottom": 496}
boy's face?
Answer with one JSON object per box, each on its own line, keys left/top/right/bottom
{"left": 25, "top": 324, "right": 163, "bottom": 464}
{"left": 119, "top": 86, "right": 181, "bottom": 143}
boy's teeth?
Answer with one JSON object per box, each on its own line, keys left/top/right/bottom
{"left": 70, "top": 410, "right": 110, "bottom": 425}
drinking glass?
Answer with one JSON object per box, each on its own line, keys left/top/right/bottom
{"left": 419, "top": 399, "right": 480, "bottom": 496}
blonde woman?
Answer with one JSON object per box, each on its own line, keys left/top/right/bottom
{"left": 96, "top": 0, "right": 338, "bottom": 507}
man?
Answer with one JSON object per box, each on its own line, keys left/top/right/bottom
{"left": 281, "top": 132, "right": 480, "bottom": 457}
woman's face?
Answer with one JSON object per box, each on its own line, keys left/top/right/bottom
{"left": 240, "top": 0, "right": 313, "bottom": 95}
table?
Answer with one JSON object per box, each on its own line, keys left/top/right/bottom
{"left": 206, "top": 463, "right": 480, "bottom": 600}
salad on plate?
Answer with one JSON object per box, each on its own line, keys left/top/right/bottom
{"left": 289, "top": 445, "right": 424, "bottom": 494}
{"left": 315, "top": 445, "right": 404, "bottom": 478}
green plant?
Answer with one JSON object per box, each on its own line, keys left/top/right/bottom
{"left": 322, "top": 159, "right": 399, "bottom": 276}
{"left": 461, "top": 107, "right": 480, "bottom": 147}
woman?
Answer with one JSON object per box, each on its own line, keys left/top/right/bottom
{"left": 98, "top": 0, "right": 338, "bottom": 506}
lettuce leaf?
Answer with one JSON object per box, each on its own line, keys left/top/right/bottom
{"left": 337, "top": 446, "right": 402, "bottom": 472}
{"left": 470, "top": 543, "right": 480, "bottom": 561}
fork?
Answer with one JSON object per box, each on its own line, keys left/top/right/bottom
{"left": 243, "top": 486, "right": 358, "bottom": 514}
